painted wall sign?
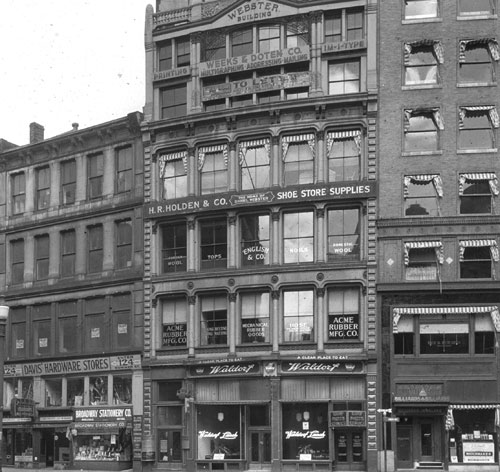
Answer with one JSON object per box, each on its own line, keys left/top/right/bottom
{"left": 146, "top": 182, "right": 376, "bottom": 218}
{"left": 281, "top": 361, "right": 362, "bottom": 374}
{"left": 11, "top": 398, "right": 36, "bottom": 418}
{"left": 4, "top": 354, "right": 141, "bottom": 378}
{"left": 322, "top": 39, "right": 366, "bottom": 54}
{"left": 199, "top": 46, "right": 309, "bottom": 77}
{"left": 329, "top": 411, "right": 367, "bottom": 427}
{"left": 190, "top": 362, "right": 260, "bottom": 376}
{"left": 153, "top": 66, "right": 190, "bottom": 82}
{"left": 394, "top": 383, "right": 449, "bottom": 403}
{"left": 284, "top": 430, "right": 326, "bottom": 440}
{"left": 328, "top": 314, "right": 359, "bottom": 339}
{"left": 162, "top": 323, "right": 187, "bottom": 347}
{"left": 202, "top": 72, "right": 310, "bottom": 100}
{"left": 226, "top": 1, "right": 283, "bottom": 23}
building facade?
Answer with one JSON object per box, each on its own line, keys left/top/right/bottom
{"left": 142, "top": 1, "right": 378, "bottom": 472}
{"left": 378, "top": 1, "right": 500, "bottom": 470}
{"left": 0, "top": 113, "right": 145, "bottom": 470}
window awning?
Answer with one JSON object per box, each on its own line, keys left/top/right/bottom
{"left": 326, "top": 130, "right": 362, "bottom": 157}
{"left": 159, "top": 151, "right": 188, "bottom": 177}
{"left": 404, "top": 40, "right": 444, "bottom": 64}
{"left": 404, "top": 175, "right": 443, "bottom": 198}
{"left": 393, "top": 305, "right": 500, "bottom": 333}
{"left": 281, "top": 133, "right": 315, "bottom": 161}
{"left": 404, "top": 109, "right": 444, "bottom": 131}
{"left": 459, "top": 239, "right": 499, "bottom": 262}
{"left": 459, "top": 173, "right": 499, "bottom": 196}
{"left": 459, "top": 106, "right": 500, "bottom": 129}
{"left": 238, "top": 138, "right": 271, "bottom": 165}
{"left": 446, "top": 404, "right": 500, "bottom": 430}
{"left": 404, "top": 241, "right": 443, "bottom": 265}
{"left": 198, "top": 144, "right": 228, "bottom": 170}
{"left": 459, "top": 39, "right": 500, "bottom": 62}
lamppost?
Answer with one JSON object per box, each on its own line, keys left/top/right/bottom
{"left": 0, "top": 306, "right": 9, "bottom": 472}
{"left": 377, "top": 408, "right": 392, "bottom": 472}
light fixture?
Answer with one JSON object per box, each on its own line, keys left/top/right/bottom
{"left": 303, "top": 411, "right": 310, "bottom": 421}
{"left": 218, "top": 412, "right": 224, "bottom": 422}
{"left": 296, "top": 412, "right": 302, "bottom": 422}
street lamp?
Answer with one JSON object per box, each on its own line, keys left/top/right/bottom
{"left": 377, "top": 408, "right": 392, "bottom": 472}
{"left": 0, "top": 306, "right": 9, "bottom": 472}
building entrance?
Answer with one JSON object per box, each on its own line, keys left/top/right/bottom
{"left": 248, "top": 430, "right": 271, "bottom": 465}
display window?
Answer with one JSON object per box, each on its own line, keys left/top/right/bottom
{"left": 197, "top": 405, "right": 242, "bottom": 460}
{"left": 282, "top": 403, "right": 329, "bottom": 460}
{"left": 72, "top": 429, "right": 132, "bottom": 462}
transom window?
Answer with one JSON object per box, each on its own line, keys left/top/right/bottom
{"left": 404, "top": 175, "right": 443, "bottom": 217}
{"left": 458, "top": 106, "right": 498, "bottom": 149}
{"left": 283, "top": 212, "right": 314, "bottom": 263}
{"left": 328, "top": 59, "right": 361, "bottom": 95}
{"left": 404, "top": 109, "right": 443, "bottom": 152}
{"left": 459, "top": 173, "right": 498, "bottom": 214}
{"left": 159, "top": 151, "right": 188, "bottom": 199}
{"left": 404, "top": 41, "right": 442, "bottom": 85}
{"left": 404, "top": 0, "right": 439, "bottom": 19}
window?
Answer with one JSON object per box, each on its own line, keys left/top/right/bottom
{"left": 231, "top": 95, "right": 253, "bottom": 108}
{"left": 393, "top": 315, "right": 414, "bottom": 355}
{"left": 90, "top": 375, "right": 108, "bottom": 405}
{"left": 282, "top": 134, "right": 315, "bottom": 185}
{"left": 200, "top": 295, "right": 227, "bottom": 345}
{"left": 159, "top": 151, "right": 188, "bottom": 199}
{"left": 460, "top": 240, "right": 498, "bottom": 278}
{"left": 68, "top": 377, "right": 84, "bottom": 406}
{"left": 156, "top": 381, "right": 183, "bottom": 462}
{"left": 240, "top": 139, "right": 270, "bottom": 190}
{"left": 327, "top": 208, "right": 360, "bottom": 260}
{"left": 85, "top": 297, "right": 106, "bottom": 352}
{"left": 36, "top": 166, "right": 50, "bottom": 210}
{"left": 34, "top": 234, "right": 49, "bottom": 281}
{"left": 161, "top": 83, "right": 187, "bottom": 119}
{"left": 286, "top": 21, "right": 309, "bottom": 47}
{"left": 258, "top": 91, "right": 281, "bottom": 103}
{"left": 404, "top": 175, "right": 443, "bottom": 217}
{"left": 458, "top": 106, "right": 498, "bottom": 149}
{"left": 285, "top": 88, "right": 308, "bottom": 100}
{"left": 61, "top": 230, "right": 76, "bottom": 277}
{"left": 475, "top": 314, "right": 495, "bottom": 354}
{"left": 58, "top": 301, "right": 79, "bottom": 354}
{"left": 404, "top": 241, "right": 443, "bottom": 280}
{"left": 231, "top": 28, "right": 253, "bottom": 57}
{"left": 327, "top": 131, "right": 361, "bottom": 181}
{"left": 113, "top": 375, "right": 132, "bottom": 404}
{"left": 87, "top": 153, "right": 103, "bottom": 199}
{"left": 33, "top": 304, "right": 51, "bottom": 356}
{"left": 202, "top": 32, "right": 226, "bottom": 61}
{"left": 200, "top": 219, "right": 227, "bottom": 270}
{"left": 87, "top": 225, "right": 103, "bottom": 273}
{"left": 283, "top": 290, "right": 314, "bottom": 342}
{"left": 158, "top": 37, "right": 190, "bottom": 70}
{"left": 240, "top": 214, "right": 270, "bottom": 267}
{"left": 10, "top": 307, "right": 26, "bottom": 359}
{"left": 45, "top": 379, "right": 62, "bottom": 406}
{"left": 404, "top": 41, "right": 442, "bottom": 85}
{"left": 324, "top": 8, "right": 364, "bottom": 42}
{"left": 199, "top": 145, "right": 228, "bottom": 194}
{"left": 11, "top": 172, "right": 25, "bottom": 214}
{"left": 459, "top": 173, "right": 498, "bottom": 214}
{"left": 259, "top": 25, "right": 280, "bottom": 52}
{"left": 116, "top": 220, "right": 132, "bottom": 269}
{"left": 420, "top": 319, "right": 469, "bottom": 354}
{"left": 112, "top": 293, "right": 131, "bottom": 349}
{"left": 158, "top": 41, "right": 172, "bottom": 71}
{"left": 404, "top": 0, "right": 439, "bottom": 19}
{"left": 458, "top": 40, "right": 498, "bottom": 84}
{"left": 116, "top": 146, "right": 133, "bottom": 193}
{"left": 61, "top": 160, "right": 76, "bottom": 204}
{"left": 162, "top": 222, "right": 187, "bottom": 273}
{"left": 328, "top": 288, "right": 360, "bottom": 341}
{"left": 240, "top": 292, "right": 270, "bottom": 343}
{"left": 404, "top": 109, "right": 443, "bottom": 152}
{"left": 11, "top": 239, "right": 24, "bottom": 284}
{"left": 458, "top": 0, "right": 495, "bottom": 16}
{"left": 328, "top": 60, "right": 361, "bottom": 94}
{"left": 176, "top": 36, "right": 190, "bottom": 67}
{"left": 284, "top": 212, "right": 314, "bottom": 263}
{"left": 162, "top": 298, "right": 187, "bottom": 348}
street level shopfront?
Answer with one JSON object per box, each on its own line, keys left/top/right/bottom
{"left": 149, "top": 358, "right": 370, "bottom": 472}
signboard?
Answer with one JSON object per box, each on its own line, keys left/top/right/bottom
{"left": 146, "top": 182, "right": 376, "bottom": 218}
{"left": 322, "top": 39, "right": 366, "bottom": 54}
{"left": 5, "top": 354, "right": 141, "bottom": 378}
{"left": 133, "top": 416, "right": 143, "bottom": 460}
{"left": 329, "top": 411, "right": 366, "bottom": 427}
{"left": 11, "top": 398, "right": 36, "bottom": 418}
{"left": 328, "top": 314, "right": 359, "bottom": 340}
{"left": 330, "top": 411, "right": 347, "bottom": 427}
{"left": 394, "top": 383, "right": 449, "bottom": 403}
{"left": 462, "top": 441, "right": 495, "bottom": 463}
{"left": 203, "top": 72, "right": 310, "bottom": 100}
{"left": 153, "top": 66, "right": 190, "bottom": 82}
{"left": 74, "top": 407, "right": 132, "bottom": 422}
{"left": 241, "top": 319, "right": 269, "bottom": 343}
{"left": 226, "top": 1, "right": 288, "bottom": 24}
{"left": 162, "top": 323, "right": 187, "bottom": 347}
{"left": 281, "top": 361, "right": 363, "bottom": 375}
{"left": 190, "top": 362, "right": 260, "bottom": 377}
{"left": 199, "top": 46, "right": 309, "bottom": 77}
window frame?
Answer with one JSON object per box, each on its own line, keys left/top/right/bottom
{"left": 84, "top": 297, "right": 107, "bottom": 352}
{"left": 458, "top": 0, "right": 496, "bottom": 17}
{"left": 458, "top": 107, "right": 497, "bottom": 150}
{"left": 327, "top": 287, "right": 360, "bottom": 342}
{"left": 404, "top": 109, "right": 441, "bottom": 152}
{"left": 324, "top": 8, "right": 364, "bottom": 43}
{"left": 404, "top": 0, "right": 440, "bottom": 20}
{"left": 11, "top": 172, "right": 26, "bottom": 215}
{"left": 458, "top": 40, "right": 496, "bottom": 85}
{"left": 200, "top": 218, "right": 228, "bottom": 270}
{"left": 115, "top": 219, "right": 133, "bottom": 270}
{"left": 404, "top": 42, "right": 440, "bottom": 86}
{"left": 240, "top": 213, "right": 270, "bottom": 267}
{"left": 162, "top": 222, "right": 187, "bottom": 273}
{"left": 116, "top": 146, "right": 133, "bottom": 194}
{"left": 161, "top": 298, "right": 188, "bottom": 349}
{"left": 199, "top": 147, "right": 228, "bottom": 195}
{"left": 328, "top": 59, "right": 361, "bottom": 95}
{"left": 282, "top": 289, "right": 314, "bottom": 343}
{"left": 61, "top": 159, "right": 77, "bottom": 205}
{"left": 327, "top": 208, "right": 361, "bottom": 261}
{"left": 58, "top": 300, "right": 80, "bottom": 354}
{"left": 404, "top": 177, "right": 441, "bottom": 217}
{"left": 32, "top": 304, "right": 52, "bottom": 357}
{"left": 240, "top": 291, "right": 271, "bottom": 344}
{"left": 60, "top": 230, "right": 76, "bottom": 277}
{"left": 87, "top": 225, "right": 103, "bottom": 274}
{"left": 283, "top": 211, "right": 314, "bottom": 264}
{"left": 11, "top": 239, "right": 25, "bottom": 284}
{"left": 460, "top": 244, "right": 493, "bottom": 279}
{"left": 327, "top": 131, "right": 361, "bottom": 182}
{"left": 282, "top": 136, "right": 315, "bottom": 186}
{"left": 34, "top": 234, "right": 50, "bottom": 281}
{"left": 459, "top": 176, "right": 494, "bottom": 214}
{"left": 200, "top": 294, "right": 228, "bottom": 346}
{"left": 160, "top": 83, "right": 188, "bottom": 120}
{"left": 239, "top": 140, "right": 271, "bottom": 191}
{"left": 36, "top": 166, "right": 50, "bottom": 210}
{"left": 87, "top": 153, "right": 104, "bottom": 200}
{"left": 159, "top": 152, "right": 188, "bottom": 200}
{"left": 231, "top": 27, "right": 253, "bottom": 57}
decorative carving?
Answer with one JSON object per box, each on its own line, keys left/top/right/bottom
{"left": 271, "top": 290, "right": 280, "bottom": 300}
{"left": 229, "top": 141, "right": 237, "bottom": 152}
{"left": 188, "top": 294, "right": 196, "bottom": 304}
{"left": 316, "top": 287, "right": 325, "bottom": 297}
{"left": 228, "top": 278, "right": 235, "bottom": 286}
{"left": 228, "top": 293, "right": 237, "bottom": 302}
{"left": 151, "top": 299, "right": 158, "bottom": 308}
{"left": 187, "top": 218, "right": 196, "bottom": 230}
{"left": 316, "top": 273, "right": 325, "bottom": 282}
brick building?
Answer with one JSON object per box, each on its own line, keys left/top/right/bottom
{"left": 141, "top": 1, "right": 378, "bottom": 471}
{"left": 378, "top": 1, "right": 500, "bottom": 470}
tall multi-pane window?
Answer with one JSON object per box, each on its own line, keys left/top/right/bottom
{"left": 283, "top": 290, "right": 314, "bottom": 342}
{"left": 11, "top": 239, "right": 24, "bottom": 284}
{"left": 459, "top": 240, "right": 498, "bottom": 279}
{"left": 34, "top": 234, "right": 50, "bottom": 280}
{"left": 161, "top": 84, "right": 187, "bottom": 120}
{"left": 328, "top": 60, "right": 361, "bottom": 95}
{"left": 85, "top": 297, "right": 106, "bottom": 352}
{"left": 112, "top": 293, "right": 131, "bottom": 349}
{"left": 199, "top": 145, "right": 228, "bottom": 194}
{"left": 231, "top": 28, "right": 253, "bottom": 56}
{"left": 87, "top": 225, "right": 103, "bottom": 273}
{"left": 404, "top": 109, "right": 443, "bottom": 152}
{"left": 33, "top": 304, "right": 51, "bottom": 356}
{"left": 240, "top": 214, "right": 270, "bottom": 267}
{"left": 282, "top": 135, "right": 315, "bottom": 185}
{"left": 10, "top": 307, "right": 26, "bottom": 359}
{"left": 60, "top": 230, "right": 76, "bottom": 277}
{"left": 88, "top": 153, "right": 104, "bottom": 199}
{"left": 404, "top": 41, "right": 442, "bottom": 85}
{"left": 200, "top": 295, "right": 228, "bottom": 345}
{"left": 458, "top": 106, "right": 498, "bottom": 150}
{"left": 200, "top": 219, "right": 227, "bottom": 270}
{"left": 116, "top": 220, "right": 132, "bottom": 269}
{"left": 11, "top": 172, "right": 26, "bottom": 214}
{"left": 327, "top": 208, "right": 360, "bottom": 260}
{"left": 404, "top": 175, "right": 443, "bottom": 217}
{"left": 159, "top": 151, "right": 188, "bottom": 199}
{"left": 158, "top": 41, "right": 173, "bottom": 71}
{"left": 161, "top": 298, "right": 188, "bottom": 349}
{"left": 176, "top": 36, "right": 190, "bottom": 67}
{"left": 258, "top": 25, "right": 280, "bottom": 52}
{"left": 61, "top": 160, "right": 76, "bottom": 205}
{"left": 327, "top": 130, "right": 361, "bottom": 181}
{"left": 283, "top": 212, "right": 314, "bottom": 263}
{"left": 240, "top": 292, "right": 270, "bottom": 344}
{"left": 240, "top": 140, "right": 271, "bottom": 190}
{"left": 58, "top": 301, "right": 79, "bottom": 354}
{"left": 328, "top": 288, "right": 360, "bottom": 341}
{"left": 116, "top": 146, "right": 133, "bottom": 193}
{"left": 458, "top": 40, "right": 498, "bottom": 84}
{"left": 36, "top": 166, "right": 50, "bottom": 210}
{"left": 162, "top": 223, "right": 187, "bottom": 273}
{"left": 324, "top": 8, "right": 364, "bottom": 42}
{"left": 459, "top": 174, "right": 498, "bottom": 214}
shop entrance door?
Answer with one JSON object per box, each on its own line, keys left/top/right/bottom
{"left": 420, "top": 421, "right": 435, "bottom": 461}
{"left": 396, "top": 425, "right": 412, "bottom": 469}
{"left": 249, "top": 431, "right": 271, "bottom": 465}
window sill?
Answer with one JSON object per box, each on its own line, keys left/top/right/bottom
{"left": 457, "top": 82, "right": 496, "bottom": 88}
{"left": 402, "top": 150, "right": 443, "bottom": 157}
{"left": 457, "top": 14, "right": 497, "bottom": 20}
{"left": 402, "top": 18, "right": 442, "bottom": 24}
{"left": 402, "top": 84, "right": 441, "bottom": 90}
{"left": 457, "top": 148, "right": 497, "bottom": 154}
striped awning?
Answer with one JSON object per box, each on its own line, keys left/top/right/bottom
{"left": 393, "top": 305, "right": 500, "bottom": 333}
{"left": 446, "top": 404, "right": 500, "bottom": 430}
{"left": 326, "top": 130, "right": 362, "bottom": 157}
{"left": 459, "top": 173, "right": 499, "bottom": 196}
{"left": 404, "top": 40, "right": 444, "bottom": 64}
{"left": 404, "top": 175, "right": 443, "bottom": 198}
{"left": 198, "top": 144, "right": 228, "bottom": 170}
{"left": 159, "top": 151, "right": 188, "bottom": 177}
{"left": 238, "top": 138, "right": 271, "bottom": 165}
{"left": 459, "top": 239, "right": 499, "bottom": 262}
{"left": 282, "top": 133, "right": 315, "bottom": 161}
{"left": 404, "top": 241, "right": 443, "bottom": 265}
{"left": 459, "top": 106, "right": 500, "bottom": 129}
{"left": 404, "top": 109, "right": 444, "bottom": 131}
{"left": 459, "top": 39, "right": 500, "bottom": 62}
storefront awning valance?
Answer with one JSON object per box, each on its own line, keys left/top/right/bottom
{"left": 459, "top": 239, "right": 499, "bottom": 262}
{"left": 446, "top": 404, "right": 500, "bottom": 430}
{"left": 404, "top": 40, "right": 444, "bottom": 64}
{"left": 238, "top": 138, "right": 271, "bottom": 165}
{"left": 459, "top": 106, "right": 500, "bottom": 129}
{"left": 459, "top": 39, "right": 500, "bottom": 62}
{"left": 404, "top": 175, "right": 443, "bottom": 198}
{"left": 282, "top": 133, "right": 315, "bottom": 161}
{"left": 404, "top": 241, "right": 443, "bottom": 266}
{"left": 393, "top": 305, "right": 500, "bottom": 333}
{"left": 198, "top": 144, "right": 228, "bottom": 170}
{"left": 459, "top": 173, "right": 499, "bottom": 196}
{"left": 159, "top": 151, "right": 188, "bottom": 176}
{"left": 326, "top": 130, "right": 362, "bottom": 157}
